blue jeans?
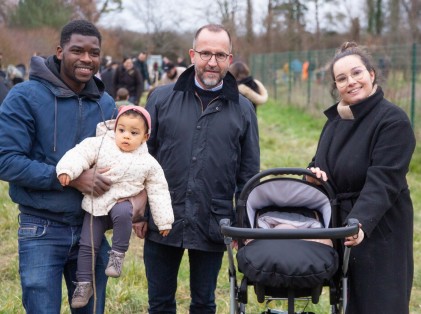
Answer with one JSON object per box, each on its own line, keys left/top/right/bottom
{"left": 143, "top": 239, "right": 224, "bottom": 314}
{"left": 18, "top": 213, "right": 109, "bottom": 314}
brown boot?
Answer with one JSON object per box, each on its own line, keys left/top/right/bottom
{"left": 105, "top": 250, "right": 125, "bottom": 278}
{"left": 71, "top": 281, "right": 93, "bottom": 308}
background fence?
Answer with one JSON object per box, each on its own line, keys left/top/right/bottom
{"left": 250, "top": 43, "right": 421, "bottom": 128}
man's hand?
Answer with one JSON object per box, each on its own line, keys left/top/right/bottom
{"left": 130, "top": 189, "right": 148, "bottom": 223}
{"left": 131, "top": 190, "right": 148, "bottom": 238}
{"left": 133, "top": 221, "right": 148, "bottom": 239}
{"left": 68, "top": 167, "right": 111, "bottom": 197}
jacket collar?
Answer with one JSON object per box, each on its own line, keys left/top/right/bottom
{"left": 325, "top": 86, "right": 384, "bottom": 121}
{"left": 29, "top": 55, "right": 104, "bottom": 100}
{"left": 173, "top": 65, "right": 239, "bottom": 103}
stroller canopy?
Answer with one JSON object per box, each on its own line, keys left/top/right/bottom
{"left": 246, "top": 178, "right": 332, "bottom": 228}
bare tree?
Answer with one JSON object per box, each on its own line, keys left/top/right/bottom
{"left": 387, "top": 0, "right": 400, "bottom": 43}
{"left": 215, "top": 0, "right": 238, "bottom": 36}
{"left": 264, "top": 0, "right": 275, "bottom": 52}
{"left": 72, "top": 0, "right": 122, "bottom": 23}
{"left": 367, "top": 0, "right": 384, "bottom": 35}
{"left": 401, "top": 0, "right": 421, "bottom": 42}
{"left": 245, "top": 0, "right": 254, "bottom": 45}
{"left": 309, "top": 0, "right": 337, "bottom": 49}
{"left": 0, "top": 0, "right": 16, "bottom": 26}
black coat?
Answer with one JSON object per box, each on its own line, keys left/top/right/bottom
{"left": 113, "top": 65, "right": 142, "bottom": 104}
{"left": 311, "top": 87, "right": 415, "bottom": 313}
{"left": 145, "top": 66, "right": 260, "bottom": 252}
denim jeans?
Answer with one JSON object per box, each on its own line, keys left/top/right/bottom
{"left": 143, "top": 239, "right": 224, "bottom": 314}
{"left": 18, "top": 213, "right": 109, "bottom": 314}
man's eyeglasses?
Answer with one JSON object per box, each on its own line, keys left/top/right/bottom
{"left": 194, "top": 50, "right": 230, "bottom": 62}
{"left": 335, "top": 67, "right": 367, "bottom": 88}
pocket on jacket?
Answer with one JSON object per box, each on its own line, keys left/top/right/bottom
{"left": 208, "top": 198, "right": 234, "bottom": 244}
{"left": 373, "top": 215, "right": 392, "bottom": 241}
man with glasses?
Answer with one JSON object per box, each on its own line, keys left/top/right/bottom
{"left": 140, "top": 24, "right": 260, "bottom": 313}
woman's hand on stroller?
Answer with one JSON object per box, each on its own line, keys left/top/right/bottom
{"left": 306, "top": 167, "right": 328, "bottom": 185}
{"left": 344, "top": 223, "right": 364, "bottom": 246}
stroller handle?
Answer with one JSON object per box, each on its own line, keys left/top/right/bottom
{"left": 237, "top": 168, "right": 336, "bottom": 205}
{"left": 220, "top": 218, "right": 359, "bottom": 240}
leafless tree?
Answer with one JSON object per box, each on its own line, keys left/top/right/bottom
{"left": 72, "top": 0, "right": 122, "bottom": 23}
{"left": 401, "top": 0, "right": 421, "bottom": 42}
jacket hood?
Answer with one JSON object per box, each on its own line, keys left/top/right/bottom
{"left": 29, "top": 55, "right": 105, "bottom": 100}
{"left": 238, "top": 79, "right": 268, "bottom": 106}
{"left": 173, "top": 65, "right": 239, "bottom": 103}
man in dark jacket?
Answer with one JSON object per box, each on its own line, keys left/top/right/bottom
{"left": 134, "top": 51, "right": 150, "bottom": 94}
{"left": 142, "top": 24, "right": 260, "bottom": 314}
{"left": 0, "top": 20, "right": 116, "bottom": 314}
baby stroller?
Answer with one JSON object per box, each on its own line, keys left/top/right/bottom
{"left": 220, "top": 168, "right": 359, "bottom": 314}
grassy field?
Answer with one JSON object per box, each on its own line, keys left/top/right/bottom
{"left": 0, "top": 99, "right": 420, "bottom": 313}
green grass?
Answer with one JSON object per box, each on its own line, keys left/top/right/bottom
{"left": 0, "top": 99, "right": 420, "bottom": 313}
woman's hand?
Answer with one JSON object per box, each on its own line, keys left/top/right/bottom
{"left": 344, "top": 224, "right": 365, "bottom": 246}
{"left": 132, "top": 221, "right": 148, "bottom": 239}
{"left": 305, "top": 167, "right": 328, "bottom": 185}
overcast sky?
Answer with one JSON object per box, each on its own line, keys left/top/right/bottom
{"left": 98, "top": 0, "right": 364, "bottom": 34}
{"left": 98, "top": 0, "right": 265, "bottom": 33}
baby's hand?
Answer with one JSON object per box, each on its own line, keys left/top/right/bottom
{"left": 58, "top": 174, "right": 71, "bottom": 186}
{"left": 160, "top": 229, "right": 170, "bottom": 237}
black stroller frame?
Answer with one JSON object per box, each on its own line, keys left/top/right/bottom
{"left": 220, "top": 168, "right": 359, "bottom": 314}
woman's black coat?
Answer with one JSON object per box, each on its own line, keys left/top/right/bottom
{"left": 311, "top": 87, "right": 415, "bottom": 313}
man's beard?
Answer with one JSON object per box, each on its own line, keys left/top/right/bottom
{"left": 195, "top": 64, "right": 227, "bottom": 89}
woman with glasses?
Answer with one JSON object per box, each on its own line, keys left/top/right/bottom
{"left": 306, "top": 42, "right": 415, "bottom": 313}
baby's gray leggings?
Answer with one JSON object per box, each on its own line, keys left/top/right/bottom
{"left": 76, "top": 200, "right": 133, "bottom": 282}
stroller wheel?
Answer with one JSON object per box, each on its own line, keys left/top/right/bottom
{"left": 331, "top": 304, "right": 344, "bottom": 314}
{"left": 237, "top": 303, "right": 246, "bottom": 314}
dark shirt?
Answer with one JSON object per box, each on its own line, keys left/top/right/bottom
{"left": 194, "top": 85, "right": 223, "bottom": 110}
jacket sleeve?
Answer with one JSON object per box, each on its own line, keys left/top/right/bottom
{"left": 348, "top": 116, "right": 416, "bottom": 236}
{"left": 56, "top": 137, "right": 100, "bottom": 180}
{"left": 236, "top": 101, "right": 260, "bottom": 197}
{"left": 144, "top": 157, "right": 174, "bottom": 230}
{"left": 0, "top": 87, "right": 62, "bottom": 190}
{"left": 145, "top": 89, "right": 160, "bottom": 157}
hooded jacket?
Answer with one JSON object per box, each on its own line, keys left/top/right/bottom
{"left": 0, "top": 55, "right": 117, "bottom": 225}
{"left": 145, "top": 66, "right": 260, "bottom": 252}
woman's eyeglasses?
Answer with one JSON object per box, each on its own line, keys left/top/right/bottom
{"left": 194, "top": 50, "right": 230, "bottom": 62}
{"left": 335, "top": 68, "right": 367, "bottom": 87}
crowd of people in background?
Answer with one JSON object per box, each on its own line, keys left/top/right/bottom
{"left": 96, "top": 53, "right": 193, "bottom": 105}
{"left": 0, "top": 46, "right": 269, "bottom": 110}
{"left": 0, "top": 49, "right": 197, "bottom": 107}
